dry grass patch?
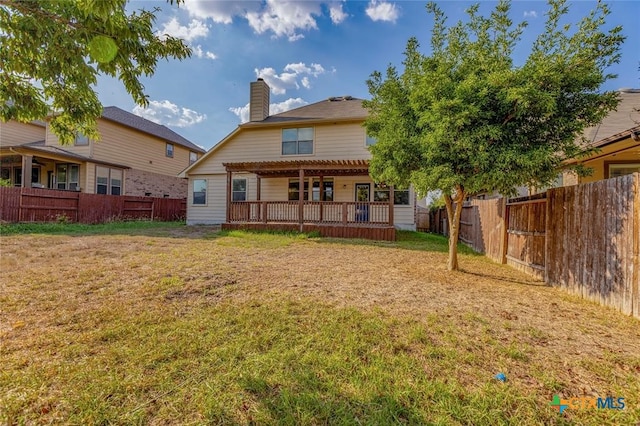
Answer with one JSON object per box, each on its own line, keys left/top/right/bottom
{"left": 1, "top": 224, "right": 638, "bottom": 424}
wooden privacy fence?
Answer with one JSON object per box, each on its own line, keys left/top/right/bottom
{"left": 0, "top": 187, "right": 186, "bottom": 224}
{"left": 429, "top": 173, "right": 640, "bottom": 319}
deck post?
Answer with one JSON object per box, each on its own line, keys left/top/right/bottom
{"left": 256, "top": 176, "right": 261, "bottom": 221}
{"left": 389, "top": 185, "right": 394, "bottom": 226}
{"left": 262, "top": 201, "right": 267, "bottom": 223}
{"left": 226, "top": 170, "right": 232, "bottom": 222}
{"left": 342, "top": 202, "right": 348, "bottom": 225}
{"left": 299, "top": 168, "right": 305, "bottom": 231}
{"left": 319, "top": 175, "right": 324, "bottom": 222}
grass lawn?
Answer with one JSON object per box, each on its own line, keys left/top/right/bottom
{"left": 1, "top": 222, "right": 638, "bottom": 425}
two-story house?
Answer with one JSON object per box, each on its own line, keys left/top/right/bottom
{"left": 0, "top": 107, "right": 205, "bottom": 198}
{"left": 180, "top": 79, "right": 418, "bottom": 240}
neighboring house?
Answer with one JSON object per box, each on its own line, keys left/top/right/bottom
{"left": 0, "top": 107, "right": 205, "bottom": 198}
{"left": 563, "top": 88, "right": 640, "bottom": 185}
{"left": 180, "top": 79, "right": 418, "bottom": 240}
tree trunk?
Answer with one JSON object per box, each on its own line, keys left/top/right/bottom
{"left": 443, "top": 187, "right": 466, "bottom": 271}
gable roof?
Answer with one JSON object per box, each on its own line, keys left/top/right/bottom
{"left": 181, "top": 96, "right": 370, "bottom": 177}
{"left": 584, "top": 90, "right": 640, "bottom": 147}
{"left": 242, "top": 97, "right": 367, "bottom": 127}
{"left": 101, "top": 106, "right": 205, "bottom": 153}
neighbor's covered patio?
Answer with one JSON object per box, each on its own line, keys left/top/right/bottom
{"left": 221, "top": 159, "right": 396, "bottom": 240}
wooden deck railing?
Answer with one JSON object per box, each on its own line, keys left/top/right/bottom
{"left": 228, "top": 201, "right": 391, "bottom": 225}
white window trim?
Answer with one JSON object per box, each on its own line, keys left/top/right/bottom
{"left": 365, "top": 134, "right": 377, "bottom": 147}
{"left": 281, "top": 127, "right": 315, "bottom": 156}
{"left": 192, "top": 178, "right": 207, "bottom": 206}
{"left": 232, "top": 177, "right": 247, "bottom": 202}
{"left": 95, "top": 166, "right": 123, "bottom": 195}
{"left": 608, "top": 163, "right": 640, "bottom": 178}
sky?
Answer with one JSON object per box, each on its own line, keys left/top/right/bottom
{"left": 95, "top": 0, "right": 640, "bottom": 151}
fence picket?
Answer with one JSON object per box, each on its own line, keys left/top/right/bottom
{"left": 0, "top": 187, "right": 185, "bottom": 224}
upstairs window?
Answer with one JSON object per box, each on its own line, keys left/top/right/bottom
{"left": 365, "top": 135, "right": 377, "bottom": 146}
{"left": 282, "top": 128, "right": 313, "bottom": 155}
{"left": 166, "top": 143, "right": 174, "bottom": 158}
{"left": 189, "top": 151, "right": 198, "bottom": 165}
{"left": 75, "top": 132, "right": 89, "bottom": 146}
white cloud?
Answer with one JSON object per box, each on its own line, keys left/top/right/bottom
{"left": 184, "top": 0, "right": 347, "bottom": 41}
{"left": 133, "top": 100, "right": 206, "bottom": 128}
{"left": 246, "top": 1, "right": 322, "bottom": 41}
{"left": 255, "top": 63, "right": 327, "bottom": 95}
{"left": 183, "top": 1, "right": 259, "bottom": 24}
{"left": 156, "top": 17, "right": 209, "bottom": 42}
{"left": 156, "top": 17, "right": 216, "bottom": 60}
{"left": 229, "top": 98, "right": 308, "bottom": 123}
{"left": 523, "top": 11, "right": 538, "bottom": 18}
{"left": 328, "top": 2, "right": 348, "bottom": 24}
{"left": 192, "top": 45, "right": 217, "bottom": 60}
{"left": 366, "top": 0, "right": 399, "bottom": 23}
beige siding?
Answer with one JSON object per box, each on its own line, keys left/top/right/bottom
{"left": 92, "top": 120, "right": 194, "bottom": 174}
{"left": 186, "top": 173, "right": 416, "bottom": 228}
{"left": 0, "top": 121, "right": 45, "bottom": 146}
{"left": 187, "top": 119, "right": 415, "bottom": 227}
{"left": 190, "top": 122, "right": 371, "bottom": 175}
{"left": 45, "top": 126, "right": 94, "bottom": 158}
{"left": 187, "top": 174, "right": 228, "bottom": 225}
{"left": 45, "top": 119, "right": 195, "bottom": 176}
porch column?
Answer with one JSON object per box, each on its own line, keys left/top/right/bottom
{"left": 388, "top": 185, "right": 394, "bottom": 226}
{"left": 256, "top": 175, "right": 261, "bottom": 222}
{"left": 318, "top": 175, "right": 324, "bottom": 222}
{"left": 21, "top": 155, "right": 33, "bottom": 188}
{"left": 226, "top": 170, "right": 232, "bottom": 222}
{"left": 298, "top": 168, "right": 305, "bottom": 229}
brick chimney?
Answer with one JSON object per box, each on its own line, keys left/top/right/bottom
{"left": 249, "top": 78, "right": 270, "bottom": 122}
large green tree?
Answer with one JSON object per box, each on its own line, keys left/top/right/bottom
{"left": 364, "top": 0, "right": 624, "bottom": 270}
{"left": 0, "top": 0, "right": 190, "bottom": 144}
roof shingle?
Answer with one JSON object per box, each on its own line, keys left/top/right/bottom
{"left": 244, "top": 96, "right": 368, "bottom": 125}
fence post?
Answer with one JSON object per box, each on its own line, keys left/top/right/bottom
{"left": 544, "top": 189, "right": 552, "bottom": 284}
{"left": 18, "top": 187, "right": 24, "bottom": 222}
{"left": 633, "top": 173, "right": 640, "bottom": 319}
{"left": 500, "top": 198, "right": 509, "bottom": 264}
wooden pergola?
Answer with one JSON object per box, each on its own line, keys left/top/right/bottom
{"left": 222, "top": 159, "right": 395, "bottom": 228}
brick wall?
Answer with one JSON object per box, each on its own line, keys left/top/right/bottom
{"left": 125, "top": 169, "right": 188, "bottom": 198}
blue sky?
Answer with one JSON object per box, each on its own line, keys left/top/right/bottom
{"left": 96, "top": 1, "right": 640, "bottom": 151}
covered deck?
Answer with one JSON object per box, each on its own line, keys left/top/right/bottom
{"left": 222, "top": 159, "right": 396, "bottom": 241}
